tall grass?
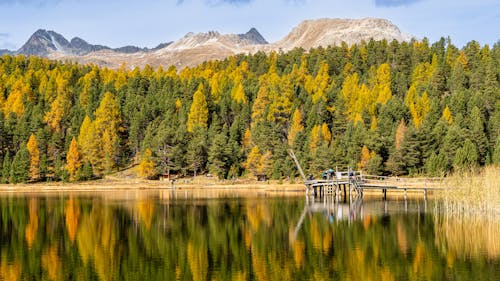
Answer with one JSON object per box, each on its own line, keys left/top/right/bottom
{"left": 437, "top": 165, "right": 500, "bottom": 217}
{"left": 434, "top": 166, "right": 500, "bottom": 259}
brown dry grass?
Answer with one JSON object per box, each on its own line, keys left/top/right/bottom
{"left": 437, "top": 165, "right": 500, "bottom": 216}
{"left": 0, "top": 173, "right": 305, "bottom": 194}
{"left": 434, "top": 165, "right": 500, "bottom": 259}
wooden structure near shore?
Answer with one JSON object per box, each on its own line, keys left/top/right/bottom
{"left": 288, "top": 150, "right": 443, "bottom": 200}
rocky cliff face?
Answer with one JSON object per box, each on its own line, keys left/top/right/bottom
{"left": 11, "top": 18, "right": 411, "bottom": 69}
{"left": 15, "top": 29, "right": 172, "bottom": 57}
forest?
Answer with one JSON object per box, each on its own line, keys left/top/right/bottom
{"left": 0, "top": 37, "right": 499, "bottom": 183}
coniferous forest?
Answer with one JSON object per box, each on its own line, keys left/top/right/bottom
{"left": 0, "top": 38, "right": 499, "bottom": 183}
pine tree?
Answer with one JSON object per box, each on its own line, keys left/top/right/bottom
{"left": 425, "top": 152, "right": 448, "bottom": 176}
{"left": 453, "top": 139, "right": 478, "bottom": 170}
{"left": 26, "top": 134, "right": 40, "bottom": 182}
{"left": 208, "top": 130, "right": 230, "bottom": 179}
{"left": 66, "top": 137, "right": 82, "bottom": 181}
{"left": 493, "top": 136, "right": 500, "bottom": 164}
{"left": 10, "top": 145, "right": 30, "bottom": 183}
{"left": 1, "top": 153, "right": 10, "bottom": 183}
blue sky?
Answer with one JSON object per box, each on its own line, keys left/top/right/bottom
{"left": 0, "top": 0, "right": 498, "bottom": 50}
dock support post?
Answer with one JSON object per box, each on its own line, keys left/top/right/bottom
{"left": 404, "top": 188, "right": 407, "bottom": 201}
{"left": 383, "top": 189, "right": 387, "bottom": 200}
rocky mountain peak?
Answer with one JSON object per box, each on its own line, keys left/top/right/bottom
{"left": 239, "top": 27, "right": 268, "bottom": 44}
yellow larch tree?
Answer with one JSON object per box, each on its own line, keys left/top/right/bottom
{"left": 26, "top": 134, "right": 40, "bottom": 182}
{"left": 77, "top": 115, "right": 95, "bottom": 164}
{"left": 44, "top": 93, "right": 69, "bottom": 133}
{"left": 138, "top": 148, "right": 155, "bottom": 179}
{"left": 3, "top": 80, "right": 28, "bottom": 117}
{"left": 288, "top": 109, "right": 304, "bottom": 146}
{"left": 187, "top": 84, "right": 209, "bottom": 132}
{"left": 93, "top": 92, "right": 122, "bottom": 174}
{"left": 321, "top": 123, "right": 332, "bottom": 143}
{"left": 442, "top": 105, "right": 453, "bottom": 124}
{"left": 308, "top": 125, "right": 322, "bottom": 152}
{"left": 357, "top": 145, "right": 372, "bottom": 171}
{"left": 231, "top": 81, "right": 248, "bottom": 104}
{"left": 66, "top": 137, "right": 82, "bottom": 181}
{"left": 405, "top": 85, "right": 431, "bottom": 128}
{"left": 373, "top": 63, "right": 393, "bottom": 106}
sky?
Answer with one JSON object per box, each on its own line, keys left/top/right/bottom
{"left": 0, "top": 0, "right": 498, "bottom": 50}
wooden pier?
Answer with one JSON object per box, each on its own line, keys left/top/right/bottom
{"left": 288, "top": 150, "right": 443, "bottom": 200}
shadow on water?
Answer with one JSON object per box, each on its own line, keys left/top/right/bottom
{"left": 0, "top": 190, "right": 498, "bottom": 280}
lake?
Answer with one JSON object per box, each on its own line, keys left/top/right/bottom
{"left": 0, "top": 190, "right": 498, "bottom": 280}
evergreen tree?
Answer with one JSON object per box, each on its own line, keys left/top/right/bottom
{"left": 10, "top": 145, "right": 30, "bottom": 183}
{"left": 1, "top": 153, "right": 10, "bottom": 183}
{"left": 453, "top": 139, "right": 479, "bottom": 170}
{"left": 207, "top": 129, "right": 230, "bottom": 179}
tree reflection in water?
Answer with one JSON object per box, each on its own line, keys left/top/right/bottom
{"left": 0, "top": 191, "right": 498, "bottom": 281}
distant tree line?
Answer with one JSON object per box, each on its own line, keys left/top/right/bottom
{"left": 0, "top": 37, "right": 499, "bottom": 183}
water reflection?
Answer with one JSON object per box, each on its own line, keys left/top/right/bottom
{"left": 0, "top": 191, "right": 498, "bottom": 281}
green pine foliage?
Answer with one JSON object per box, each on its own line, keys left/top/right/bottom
{"left": 0, "top": 38, "right": 499, "bottom": 182}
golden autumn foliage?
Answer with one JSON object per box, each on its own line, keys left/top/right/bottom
{"left": 44, "top": 93, "right": 69, "bottom": 133}
{"left": 230, "top": 81, "right": 248, "bottom": 104}
{"left": 187, "top": 85, "right": 209, "bottom": 132}
{"left": 3, "top": 80, "right": 29, "bottom": 117}
{"left": 77, "top": 115, "right": 96, "bottom": 164}
{"left": 65, "top": 198, "right": 80, "bottom": 243}
{"left": 42, "top": 246, "right": 62, "bottom": 281}
{"left": 26, "top": 134, "right": 40, "bottom": 182}
{"left": 288, "top": 109, "right": 304, "bottom": 146}
{"left": 137, "top": 148, "right": 155, "bottom": 179}
{"left": 242, "top": 146, "right": 272, "bottom": 176}
{"left": 442, "top": 105, "right": 453, "bottom": 124}
{"left": 25, "top": 198, "right": 38, "bottom": 248}
{"left": 137, "top": 200, "right": 155, "bottom": 230}
{"left": 357, "top": 145, "right": 372, "bottom": 171}
{"left": 0, "top": 256, "right": 21, "bottom": 281}
{"left": 66, "top": 137, "right": 82, "bottom": 181}
{"left": 187, "top": 241, "right": 208, "bottom": 281}
{"left": 405, "top": 86, "right": 431, "bottom": 128}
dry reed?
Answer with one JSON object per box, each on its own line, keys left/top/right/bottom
{"left": 434, "top": 165, "right": 500, "bottom": 259}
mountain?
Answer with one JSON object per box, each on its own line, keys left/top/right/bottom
{"left": 0, "top": 49, "right": 12, "bottom": 55}
{"left": 15, "top": 29, "right": 172, "bottom": 57}
{"left": 273, "top": 18, "right": 411, "bottom": 51}
{"left": 10, "top": 18, "right": 411, "bottom": 69}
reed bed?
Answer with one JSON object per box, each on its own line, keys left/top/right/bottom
{"left": 437, "top": 165, "right": 500, "bottom": 217}
{"left": 434, "top": 166, "right": 500, "bottom": 259}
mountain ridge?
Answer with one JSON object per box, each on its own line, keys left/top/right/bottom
{"left": 6, "top": 18, "right": 412, "bottom": 69}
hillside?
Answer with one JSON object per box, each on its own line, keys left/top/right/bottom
{"left": 0, "top": 38, "right": 498, "bottom": 184}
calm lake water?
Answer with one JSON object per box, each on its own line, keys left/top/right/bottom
{"left": 0, "top": 190, "right": 498, "bottom": 281}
